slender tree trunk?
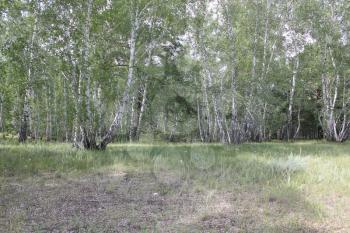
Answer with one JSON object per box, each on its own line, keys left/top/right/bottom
{"left": 72, "top": 61, "right": 81, "bottom": 148}
{"left": 195, "top": 0, "right": 214, "bottom": 142}
{"left": 257, "top": 0, "right": 271, "bottom": 142}
{"left": 45, "top": 83, "right": 52, "bottom": 141}
{"left": 19, "top": 95, "right": 29, "bottom": 143}
{"left": 206, "top": 67, "right": 226, "bottom": 143}
{"left": 194, "top": 75, "right": 205, "bottom": 142}
{"left": 12, "top": 93, "right": 20, "bottom": 134}
{"left": 81, "top": 0, "right": 96, "bottom": 149}
{"left": 202, "top": 77, "right": 212, "bottom": 141}
{"left": 293, "top": 107, "right": 301, "bottom": 139}
{"left": 222, "top": 0, "right": 239, "bottom": 143}
{"left": 0, "top": 93, "right": 3, "bottom": 133}
{"left": 198, "top": 31, "right": 226, "bottom": 142}
{"left": 98, "top": 9, "right": 139, "bottom": 150}
{"left": 287, "top": 56, "right": 300, "bottom": 140}
{"left": 338, "top": 76, "right": 350, "bottom": 141}
{"left": 98, "top": 87, "right": 104, "bottom": 138}
{"left": 320, "top": 47, "right": 348, "bottom": 142}
{"left": 243, "top": 11, "right": 259, "bottom": 141}
{"left": 261, "top": 0, "right": 270, "bottom": 81}
{"left": 135, "top": 82, "right": 148, "bottom": 140}
{"left": 93, "top": 82, "right": 103, "bottom": 140}
{"left": 251, "top": 15, "right": 258, "bottom": 83}
{"left": 53, "top": 83, "right": 59, "bottom": 140}
{"left": 321, "top": 72, "right": 331, "bottom": 139}
{"left": 129, "top": 85, "right": 142, "bottom": 141}
{"left": 132, "top": 45, "right": 153, "bottom": 141}
{"left": 35, "top": 98, "right": 40, "bottom": 139}
{"left": 129, "top": 95, "right": 136, "bottom": 141}
{"left": 197, "top": 99, "right": 204, "bottom": 142}
{"left": 321, "top": 48, "right": 350, "bottom": 142}
{"left": 63, "top": 74, "right": 69, "bottom": 142}
{"left": 19, "top": 10, "right": 38, "bottom": 143}
{"left": 32, "top": 96, "right": 39, "bottom": 140}
{"left": 261, "top": 103, "right": 267, "bottom": 141}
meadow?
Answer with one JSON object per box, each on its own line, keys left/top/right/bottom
{"left": 0, "top": 141, "right": 349, "bottom": 232}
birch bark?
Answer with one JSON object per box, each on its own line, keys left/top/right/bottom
{"left": 19, "top": 8, "right": 38, "bottom": 142}
{"left": 287, "top": 56, "right": 300, "bottom": 140}
{"left": 98, "top": 8, "right": 139, "bottom": 149}
{"left": 45, "top": 82, "right": 52, "bottom": 141}
{"left": 63, "top": 74, "right": 69, "bottom": 142}
{"left": 81, "top": 0, "right": 96, "bottom": 149}
{"left": 135, "top": 82, "right": 148, "bottom": 140}
{"left": 222, "top": 0, "right": 240, "bottom": 143}
{"left": 321, "top": 48, "right": 350, "bottom": 142}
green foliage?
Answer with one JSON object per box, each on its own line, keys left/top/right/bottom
{"left": 0, "top": 0, "right": 350, "bottom": 143}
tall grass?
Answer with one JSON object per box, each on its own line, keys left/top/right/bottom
{"left": 1, "top": 141, "right": 349, "bottom": 194}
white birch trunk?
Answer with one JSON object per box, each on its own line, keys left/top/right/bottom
{"left": 93, "top": 82, "right": 103, "bottom": 139}
{"left": 73, "top": 61, "right": 81, "bottom": 148}
{"left": 129, "top": 95, "right": 136, "bottom": 141}
{"left": 19, "top": 8, "right": 38, "bottom": 142}
{"left": 81, "top": 0, "right": 95, "bottom": 148}
{"left": 257, "top": 0, "right": 271, "bottom": 142}
{"left": 99, "top": 9, "right": 139, "bottom": 149}
{"left": 136, "top": 82, "right": 148, "bottom": 139}
{"left": 261, "top": 0, "right": 271, "bottom": 81}
{"left": 293, "top": 107, "right": 301, "bottom": 139}
{"left": 222, "top": 0, "right": 239, "bottom": 143}
{"left": 63, "top": 74, "right": 69, "bottom": 142}
{"left": 45, "top": 83, "right": 52, "bottom": 141}
{"left": 243, "top": 13, "right": 259, "bottom": 141}
{"left": 320, "top": 47, "right": 350, "bottom": 142}
{"left": 196, "top": 99, "right": 204, "bottom": 142}
{"left": 202, "top": 76, "right": 212, "bottom": 140}
{"left": 196, "top": 15, "right": 226, "bottom": 141}
{"left": 287, "top": 56, "right": 300, "bottom": 140}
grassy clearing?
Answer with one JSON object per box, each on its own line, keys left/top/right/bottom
{"left": 0, "top": 141, "right": 349, "bottom": 232}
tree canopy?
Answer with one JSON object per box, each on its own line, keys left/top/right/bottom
{"left": 1, "top": 0, "right": 350, "bottom": 148}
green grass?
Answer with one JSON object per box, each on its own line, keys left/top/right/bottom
{"left": 0, "top": 140, "right": 349, "bottom": 232}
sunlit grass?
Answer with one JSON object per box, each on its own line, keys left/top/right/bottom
{"left": 1, "top": 141, "right": 349, "bottom": 190}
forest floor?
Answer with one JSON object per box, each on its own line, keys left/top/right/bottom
{"left": 0, "top": 141, "right": 349, "bottom": 233}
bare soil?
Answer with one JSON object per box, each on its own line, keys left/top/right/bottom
{"left": 0, "top": 171, "right": 348, "bottom": 233}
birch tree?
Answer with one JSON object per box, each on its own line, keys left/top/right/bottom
{"left": 19, "top": 3, "right": 40, "bottom": 142}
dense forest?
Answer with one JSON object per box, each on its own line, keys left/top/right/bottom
{"left": 0, "top": 0, "right": 350, "bottom": 149}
